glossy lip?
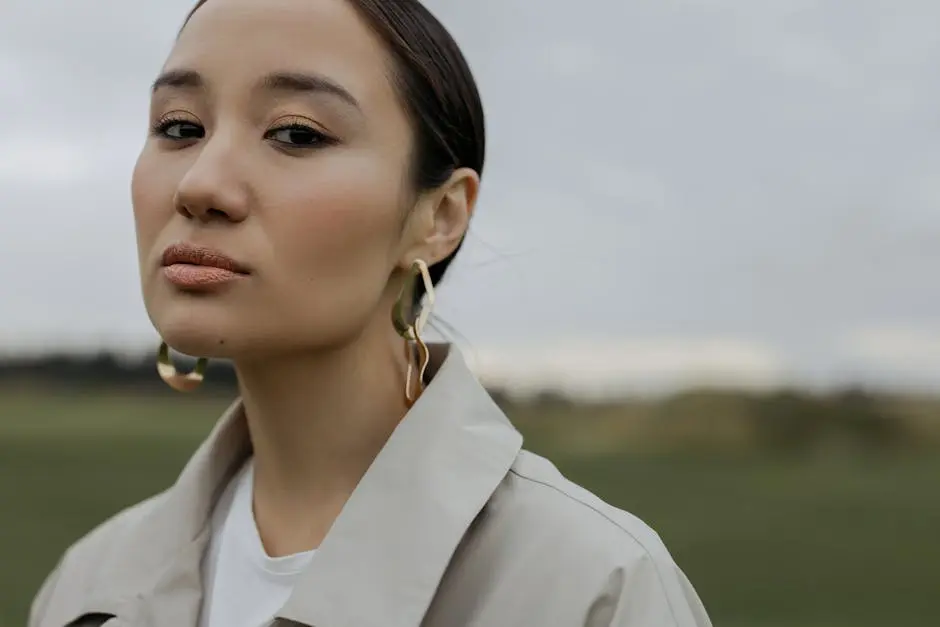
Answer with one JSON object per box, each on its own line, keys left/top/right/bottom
{"left": 160, "top": 242, "right": 250, "bottom": 275}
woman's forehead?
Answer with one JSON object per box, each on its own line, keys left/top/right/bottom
{"left": 169, "top": 0, "right": 392, "bottom": 102}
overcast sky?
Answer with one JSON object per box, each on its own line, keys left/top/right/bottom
{"left": 1, "top": 0, "right": 938, "bottom": 395}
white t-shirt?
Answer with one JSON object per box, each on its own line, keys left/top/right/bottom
{"left": 198, "top": 460, "right": 316, "bottom": 627}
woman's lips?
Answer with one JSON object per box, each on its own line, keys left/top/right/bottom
{"left": 163, "top": 264, "right": 244, "bottom": 288}
{"left": 160, "top": 242, "right": 250, "bottom": 290}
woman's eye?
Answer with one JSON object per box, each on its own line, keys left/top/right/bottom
{"left": 157, "top": 121, "right": 205, "bottom": 140}
{"left": 266, "top": 124, "right": 329, "bottom": 147}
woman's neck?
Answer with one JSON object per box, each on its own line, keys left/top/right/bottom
{"left": 233, "top": 321, "right": 411, "bottom": 557}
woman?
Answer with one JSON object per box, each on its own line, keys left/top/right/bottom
{"left": 29, "top": 0, "right": 712, "bottom": 625}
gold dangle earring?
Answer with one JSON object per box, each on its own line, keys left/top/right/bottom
{"left": 391, "top": 259, "right": 436, "bottom": 407}
{"left": 157, "top": 341, "right": 208, "bottom": 393}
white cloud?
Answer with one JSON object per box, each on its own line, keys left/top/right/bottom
{"left": 829, "top": 326, "right": 940, "bottom": 393}
{"left": 761, "top": 35, "right": 860, "bottom": 88}
{"left": 0, "top": 128, "right": 142, "bottom": 186}
{"left": 540, "top": 40, "right": 607, "bottom": 78}
{"left": 841, "top": 327, "right": 940, "bottom": 371}
{"left": 0, "top": 137, "right": 93, "bottom": 185}
{"left": 0, "top": 55, "right": 27, "bottom": 89}
{"left": 582, "top": 163, "right": 669, "bottom": 210}
{"left": 464, "top": 336, "right": 790, "bottom": 398}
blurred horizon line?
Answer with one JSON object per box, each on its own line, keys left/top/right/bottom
{"left": 1, "top": 338, "right": 937, "bottom": 402}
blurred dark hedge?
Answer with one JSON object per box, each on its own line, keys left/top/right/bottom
{"left": 1, "top": 351, "right": 937, "bottom": 453}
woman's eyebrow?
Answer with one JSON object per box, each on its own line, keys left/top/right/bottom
{"left": 151, "top": 68, "right": 204, "bottom": 94}
{"left": 151, "top": 68, "right": 362, "bottom": 114}
{"left": 259, "top": 71, "right": 361, "bottom": 112}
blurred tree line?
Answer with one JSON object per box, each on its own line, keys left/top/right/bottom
{"left": 1, "top": 352, "right": 937, "bottom": 454}
{"left": 0, "top": 351, "right": 239, "bottom": 392}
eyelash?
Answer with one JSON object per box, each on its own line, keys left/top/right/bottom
{"left": 149, "top": 115, "right": 335, "bottom": 150}
{"left": 150, "top": 115, "right": 202, "bottom": 140}
{"left": 265, "top": 121, "right": 336, "bottom": 149}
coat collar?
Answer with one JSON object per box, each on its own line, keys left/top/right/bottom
{"left": 76, "top": 344, "right": 523, "bottom": 627}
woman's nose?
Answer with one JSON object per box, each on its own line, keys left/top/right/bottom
{"left": 173, "top": 137, "right": 250, "bottom": 223}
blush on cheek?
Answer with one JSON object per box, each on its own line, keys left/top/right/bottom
{"left": 274, "top": 157, "right": 406, "bottom": 270}
{"left": 263, "top": 176, "right": 404, "bottom": 329}
{"left": 286, "top": 196, "right": 398, "bottom": 268}
{"left": 131, "top": 162, "right": 163, "bottom": 275}
{"left": 131, "top": 153, "right": 179, "bottom": 238}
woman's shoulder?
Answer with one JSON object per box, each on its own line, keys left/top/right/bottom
{"left": 449, "top": 448, "right": 712, "bottom": 626}
{"left": 498, "top": 449, "right": 674, "bottom": 561}
{"left": 56, "top": 488, "right": 170, "bottom": 567}
{"left": 510, "top": 450, "right": 665, "bottom": 554}
{"left": 29, "top": 490, "right": 170, "bottom": 627}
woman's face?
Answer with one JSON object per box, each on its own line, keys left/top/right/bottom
{"left": 133, "top": 0, "right": 423, "bottom": 359}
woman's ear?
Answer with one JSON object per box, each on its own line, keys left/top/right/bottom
{"left": 401, "top": 167, "right": 479, "bottom": 267}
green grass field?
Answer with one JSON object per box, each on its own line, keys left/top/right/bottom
{"left": 1, "top": 388, "right": 938, "bottom": 627}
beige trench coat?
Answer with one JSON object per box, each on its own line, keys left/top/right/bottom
{"left": 29, "top": 346, "right": 712, "bottom": 627}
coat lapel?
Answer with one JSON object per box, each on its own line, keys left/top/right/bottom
{"left": 134, "top": 400, "right": 253, "bottom": 627}
{"left": 57, "top": 400, "right": 251, "bottom": 627}
{"left": 276, "top": 346, "right": 523, "bottom": 627}
{"left": 65, "top": 345, "right": 521, "bottom": 627}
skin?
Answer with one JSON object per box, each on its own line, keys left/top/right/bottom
{"left": 132, "top": 0, "right": 479, "bottom": 556}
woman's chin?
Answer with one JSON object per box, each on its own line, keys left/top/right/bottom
{"left": 155, "top": 323, "right": 240, "bottom": 361}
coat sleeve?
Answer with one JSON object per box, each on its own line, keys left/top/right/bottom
{"left": 586, "top": 556, "right": 712, "bottom": 627}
